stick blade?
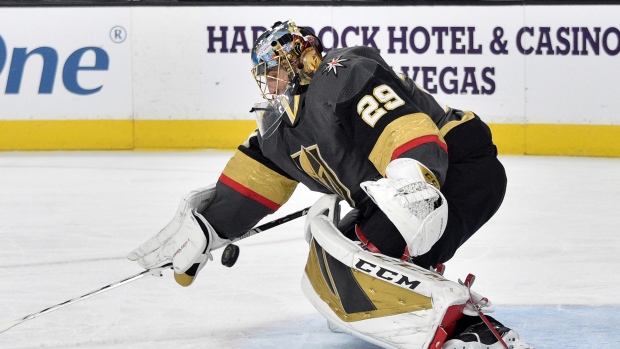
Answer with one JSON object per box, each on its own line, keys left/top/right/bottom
{"left": 0, "top": 319, "right": 23, "bottom": 334}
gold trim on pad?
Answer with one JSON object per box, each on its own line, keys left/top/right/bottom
{"left": 305, "top": 240, "right": 432, "bottom": 322}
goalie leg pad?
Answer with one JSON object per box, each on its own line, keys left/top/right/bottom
{"left": 302, "top": 212, "right": 469, "bottom": 349}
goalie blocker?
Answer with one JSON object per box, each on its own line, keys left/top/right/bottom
{"left": 301, "top": 194, "right": 469, "bottom": 349}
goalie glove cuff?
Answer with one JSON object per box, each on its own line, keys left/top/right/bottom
{"left": 172, "top": 210, "right": 230, "bottom": 287}
{"left": 386, "top": 158, "right": 441, "bottom": 189}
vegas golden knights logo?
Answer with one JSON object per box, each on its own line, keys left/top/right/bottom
{"left": 291, "top": 145, "right": 353, "bottom": 205}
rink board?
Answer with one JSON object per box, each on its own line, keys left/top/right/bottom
{"left": 2, "top": 119, "right": 619, "bottom": 157}
{"left": 1, "top": 5, "right": 620, "bottom": 155}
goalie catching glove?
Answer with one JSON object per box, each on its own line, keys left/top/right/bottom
{"left": 127, "top": 184, "right": 230, "bottom": 287}
{"left": 361, "top": 158, "right": 447, "bottom": 257}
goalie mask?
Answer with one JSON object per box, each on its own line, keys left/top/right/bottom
{"left": 250, "top": 20, "right": 323, "bottom": 138}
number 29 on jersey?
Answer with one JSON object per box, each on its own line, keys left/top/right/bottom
{"left": 356, "top": 84, "right": 405, "bottom": 127}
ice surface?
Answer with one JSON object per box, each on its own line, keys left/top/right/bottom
{"left": 0, "top": 151, "right": 619, "bottom": 348}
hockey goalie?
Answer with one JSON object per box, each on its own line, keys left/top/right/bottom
{"left": 128, "top": 20, "right": 534, "bottom": 348}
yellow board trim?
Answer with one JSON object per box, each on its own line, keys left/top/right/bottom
{"left": 0, "top": 120, "right": 134, "bottom": 150}
{"left": 488, "top": 123, "right": 620, "bottom": 157}
{"left": 1, "top": 120, "right": 619, "bottom": 157}
{"left": 0, "top": 119, "right": 257, "bottom": 151}
{"left": 487, "top": 123, "right": 526, "bottom": 155}
{"left": 134, "top": 120, "right": 257, "bottom": 150}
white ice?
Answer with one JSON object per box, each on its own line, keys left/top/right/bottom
{"left": 0, "top": 151, "right": 619, "bottom": 348}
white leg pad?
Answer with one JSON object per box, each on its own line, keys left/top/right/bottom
{"left": 302, "top": 215, "right": 470, "bottom": 349}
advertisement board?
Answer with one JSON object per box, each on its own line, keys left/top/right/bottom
{"left": 192, "top": 5, "right": 620, "bottom": 125}
{"left": 0, "top": 7, "right": 132, "bottom": 120}
{"left": 1, "top": 5, "right": 619, "bottom": 154}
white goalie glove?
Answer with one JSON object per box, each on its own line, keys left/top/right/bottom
{"left": 361, "top": 158, "right": 448, "bottom": 257}
{"left": 127, "top": 184, "right": 230, "bottom": 286}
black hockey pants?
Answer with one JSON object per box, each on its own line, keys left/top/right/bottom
{"left": 409, "top": 144, "right": 507, "bottom": 268}
{"left": 340, "top": 115, "right": 507, "bottom": 269}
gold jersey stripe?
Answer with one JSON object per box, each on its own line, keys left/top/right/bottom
{"left": 369, "top": 113, "right": 447, "bottom": 176}
{"left": 222, "top": 151, "right": 297, "bottom": 206}
{"left": 439, "top": 110, "right": 476, "bottom": 137}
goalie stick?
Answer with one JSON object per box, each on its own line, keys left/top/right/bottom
{"left": 231, "top": 206, "right": 310, "bottom": 242}
{"left": 0, "top": 263, "right": 171, "bottom": 334}
{"left": 0, "top": 206, "right": 310, "bottom": 335}
{"left": 221, "top": 206, "right": 311, "bottom": 267}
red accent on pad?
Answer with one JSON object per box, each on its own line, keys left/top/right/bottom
{"left": 402, "top": 248, "right": 410, "bottom": 261}
{"left": 464, "top": 274, "right": 475, "bottom": 286}
{"left": 430, "top": 327, "right": 447, "bottom": 349}
{"left": 218, "top": 174, "right": 280, "bottom": 211}
{"left": 442, "top": 304, "right": 466, "bottom": 340}
{"left": 355, "top": 225, "right": 382, "bottom": 254}
{"left": 429, "top": 303, "right": 466, "bottom": 348}
{"left": 354, "top": 225, "right": 409, "bottom": 260}
{"left": 462, "top": 273, "right": 509, "bottom": 349}
{"left": 478, "top": 311, "right": 510, "bottom": 349}
{"left": 391, "top": 135, "right": 448, "bottom": 161}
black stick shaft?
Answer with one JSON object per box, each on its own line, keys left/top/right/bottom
{"left": 232, "top": 206, "right": 310, "bottom": 242}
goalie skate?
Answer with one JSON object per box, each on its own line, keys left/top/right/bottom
{"left": 442, "top": 320, "right": 534, "bottom": 349}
